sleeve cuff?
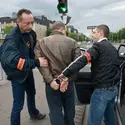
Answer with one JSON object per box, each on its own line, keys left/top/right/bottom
{"left": 43, "top": 75, "right": 53, "bottom": 84}
{"left": 63, "top": 70, "right": 71, "bottom": 77}
{"left": 35, "top": 59, "right": 40, "bottom": 68}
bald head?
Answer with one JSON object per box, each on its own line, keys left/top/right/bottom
{"left": 52, "top": 21, "right": 66, "bottom": 32}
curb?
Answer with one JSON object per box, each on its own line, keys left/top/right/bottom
{"left": 75, "top": 105, "right": 86, "bottom": 125}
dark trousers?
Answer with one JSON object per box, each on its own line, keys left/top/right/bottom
{"left": 11, "top": 71, "right": 39, "bottom": 125}
{"left": 45, "top": 82, "right": 75, "bottom": 125}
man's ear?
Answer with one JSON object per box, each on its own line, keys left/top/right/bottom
{"left": 100, "top": 31, "right": 104, "bottom": 36}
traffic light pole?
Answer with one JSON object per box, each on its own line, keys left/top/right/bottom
{"left": 61, "top": 14, "right": 71, "bottom": 25}
{"left": 57, "top": 0, "right": 70, "bottom": 25}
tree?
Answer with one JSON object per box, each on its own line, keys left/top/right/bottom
{"left": 2, "top": 26, "right": 14, "bottom": 35}
{"left": 109, "top": 32, "right": 117, "bottom": 42}
{"left": 86, "top": 36, "right": 90, "bottom": 42}
{"left": 46, "top": 28, "right": 52, "bottom": 36}
{"left": 79, "top": 33, "right": 86, "bottom": 41}
{"left": 66, "top": 31, "right": 89, "bottom": 42}
{"left": 117, "top": 28, "right": 125, "bottom": 40}
{"left": 108, "top": 28, "right": 125, "bottom": 42}
{"left": 67, "top": 32, "right": 79, "bottom": 41}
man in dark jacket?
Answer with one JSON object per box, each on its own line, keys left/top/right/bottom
{"left": 58, "top": 24, "right": 120, "bottom": 125}
{"left": 0, "top": 9, "right": 47, "bottom": 125}
{"left": 34, "top": 21, "right": 81, "bottom": 125}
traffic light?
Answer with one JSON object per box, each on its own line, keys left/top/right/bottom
{"left": 57, "top": 0, "right": 68, "bottom": 14}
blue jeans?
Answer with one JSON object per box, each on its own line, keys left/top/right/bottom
{"left": 87, "top": 85, "right": 118, "bottom": 125}
{"left": 11, "top": 72, "right": 39, "bottom": 125}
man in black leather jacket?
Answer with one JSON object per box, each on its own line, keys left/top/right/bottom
{"left": 58, "top": 25, "right": 121, "bottom": 125}
{"left": 0, "top": 9, "right": 48, "bottom": 125}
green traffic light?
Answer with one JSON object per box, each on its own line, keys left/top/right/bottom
{"left": 57, "top": 3, "right": 67, "bottom": 13}
{"left": 61, "top": 7, "right": 66, "bottom": 12}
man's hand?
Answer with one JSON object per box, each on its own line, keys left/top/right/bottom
{"left": 58, "top": 73, "right": 69, "bottom": 92}
{"left": 60, "top": 80, "right": 69, "bottom": 93}
{"left": 50, "top": 79, "right": 59, "bottom": 90}
{"left": 38, "top": 57, "right": 48, "bottom": 67}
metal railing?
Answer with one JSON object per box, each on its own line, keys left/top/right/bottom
{"left": 0, "top": 39, "right": 7, "bottom": 82}
{"left": 0, "top": 63, "right": 7, "bottom": 81}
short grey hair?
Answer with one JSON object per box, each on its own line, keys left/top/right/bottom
{"left": 52, "top": 21, "right": 65, "bottom": 31}
{"left": 17, "top": 9, "right": 32, "bottom": 20}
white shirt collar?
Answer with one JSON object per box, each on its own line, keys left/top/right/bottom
{"left": 97, "top": 37, "right": 107, "bottom": 43}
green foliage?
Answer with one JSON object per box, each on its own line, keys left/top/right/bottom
{"left": 67, "top": 32, "right": 79, "bottom": 41}
{"left": 67, "top": 31, "right": 88, "bottom": 41}
{"left": 2, "top": 26, "right": 14, "bottom": 35}
{"left": 79, "top": 34, "right": 85, "bottom": 41}
{"left": 46, "top": 28, "right": 52, "bottom": 36}
{"left": 109, "top": 28, "right": 125, "bottom": 42}
{"left": 118, "top": 28, "right": 125, "bottom": 40}
{"left": 109, "top": 32, "right": 117, "bottom": 41}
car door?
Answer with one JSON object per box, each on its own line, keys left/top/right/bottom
{"left": 115, "top": 69, "right": 125, "bottom": 125}
{"left": 75, "top": 65, "right": 93, "bottom": 104}
{"left": 115, "top": 44, "right": 125, "bottom": 125}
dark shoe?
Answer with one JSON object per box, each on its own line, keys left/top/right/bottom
{"left": 30, "top": 113, "right": 46, "bottom": 120}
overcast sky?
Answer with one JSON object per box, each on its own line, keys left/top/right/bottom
{"left": 0, "top": 0, "right": 125, "bottom": 36}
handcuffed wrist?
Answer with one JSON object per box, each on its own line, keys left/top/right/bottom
{"left": 61, "top": 76, "right": 68, "bottom": 81}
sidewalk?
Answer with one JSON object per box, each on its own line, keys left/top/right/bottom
{"left": 0, "top": 71, "right": 51, "bottom": 125}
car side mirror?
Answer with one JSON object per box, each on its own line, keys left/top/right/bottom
{"left": 118, "top": 44, "right": 125, "bottom": 58}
